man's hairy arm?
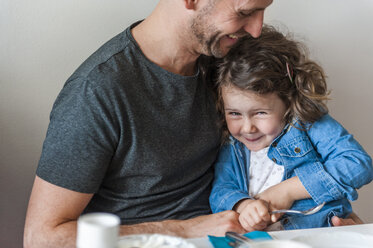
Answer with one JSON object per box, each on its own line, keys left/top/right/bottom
{"left": 24, "top": 177, "right": 245, "bottom": 248}
{"left": 24, "top": 176, "right": 93, "bottom": 248}
{"left": 119, "top": 210, "right": 245, "bottom": 238}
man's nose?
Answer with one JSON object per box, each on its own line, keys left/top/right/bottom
{"left": 243, "top": 11, "right": 264, "bottom": 38}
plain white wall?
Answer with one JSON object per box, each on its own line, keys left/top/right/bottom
{"left": 0, "top": 1, "right": 157, "bottom": 247}
{"left": 1, "top": 0, "right": 372, "bottom": 247}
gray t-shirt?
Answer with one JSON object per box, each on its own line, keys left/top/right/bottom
{"left": 36, "top": 23, "right": 221, "bottom": 224}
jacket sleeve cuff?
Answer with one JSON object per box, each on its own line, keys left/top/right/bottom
{"left": 216, "top": 191, "right": 251, "bottom": 212}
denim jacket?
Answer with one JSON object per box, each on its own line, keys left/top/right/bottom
{"left": 210, "top": 114, "right": 373, "bottom": 229}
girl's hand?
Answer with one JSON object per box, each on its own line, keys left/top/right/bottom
{"left": 256, "top": 184, "right": 293, "bottom": 222}
{"left": 233, "top": 199, "right": 271, "bottom": 231}
{"left": 256, "top": 176, "right": 311, "bottom": 222}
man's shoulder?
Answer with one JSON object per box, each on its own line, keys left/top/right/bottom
{"left": 71, "top": 28, "right": 134, "bottom": 79}
{"left": 59, "top": 28, "right": 151, "bottom": 97}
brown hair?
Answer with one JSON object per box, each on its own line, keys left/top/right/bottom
{"left": 217, "top": 25, "right": 330, "bottom": 142}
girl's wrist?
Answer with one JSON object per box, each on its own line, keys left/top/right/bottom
{"left": 284, "top": 176, "right": 310, "bottom": 201}
{"left": 233, "top": 198, "right": 252, "bottom": 213}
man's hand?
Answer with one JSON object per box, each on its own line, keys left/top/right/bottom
{"left": 331, "top": 212, "right": 363, "bottom": 226}
{"left": 180, "top": 210, "right": 247, "bottom": 237}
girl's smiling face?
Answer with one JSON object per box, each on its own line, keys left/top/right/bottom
{"left": 222, "top": 85, "right": 287, "bottom": 151}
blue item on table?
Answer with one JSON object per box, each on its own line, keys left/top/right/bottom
{"left": 208, "top": 231, "right": 272, "bottom": 248}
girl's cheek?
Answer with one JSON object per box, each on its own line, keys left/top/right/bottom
{"left": 226, "top": 121, "right": 238, "bottom": 134}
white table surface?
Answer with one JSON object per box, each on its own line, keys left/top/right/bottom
{"left": 187, "top": 223, "right": 373, "bottom": 247}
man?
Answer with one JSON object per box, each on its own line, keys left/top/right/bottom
{"left": 24, "top": 1, "right": 273, "bottom": 247}
{"left": 23, "top": 1, "right": 359, "bottom": 247}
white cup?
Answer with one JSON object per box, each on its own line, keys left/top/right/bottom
{"left": 76, "top": 212, "right": 120, "bottom": 248}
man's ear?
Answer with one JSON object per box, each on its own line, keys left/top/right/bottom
{"left": 184, "top": 0, "right": 198, "bottom": 10}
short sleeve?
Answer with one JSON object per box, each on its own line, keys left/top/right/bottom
{"left": 36, "top": 78, "right": 119, "bottom": 193}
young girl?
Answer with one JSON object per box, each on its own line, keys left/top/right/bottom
{"left": 209, "top": 26, "right": 373, "bottom": 231}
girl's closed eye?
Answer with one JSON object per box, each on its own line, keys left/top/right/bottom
{"left": 255, "top": 111, "right": 268, "bottom": 116}
{"left": 227, "top": 111, "right": 241, "bottom": 117}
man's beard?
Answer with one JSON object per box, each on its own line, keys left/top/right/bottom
{"left": 190, "top": 6, "right": 226, "bottom": 58}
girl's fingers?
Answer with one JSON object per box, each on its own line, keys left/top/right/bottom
{"left": 270, "top": 212, "right": 283, "bottom": 223}
{"left": 271, "top": 214, "right": 277, "bottom": 223}
{"left": 255, "top": 204, "right": 271, "bottom": 222}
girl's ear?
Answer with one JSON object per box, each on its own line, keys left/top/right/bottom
{"left": 184, "top": 0, "right": 198, "bottom": 10}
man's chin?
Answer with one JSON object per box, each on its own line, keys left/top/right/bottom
{"left": 210, "top": 48, "right": 229, "bottom": 58}
{"left": 208, "top": 42, "right": 231, "bottom": 58}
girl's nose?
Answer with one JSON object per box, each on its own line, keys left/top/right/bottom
{"left": 242, "top": 119, "right": 257, "bottom": 133}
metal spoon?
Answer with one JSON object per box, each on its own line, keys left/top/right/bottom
{"left": 271, "top": 202, "right": 326, "bottom": 215}
{"left": 226, "top": 231, "right": 253, "bottom": 247}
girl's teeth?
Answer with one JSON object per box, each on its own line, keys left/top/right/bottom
{"left": 228, "top": 34, "right": 238, "bottom": 39}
